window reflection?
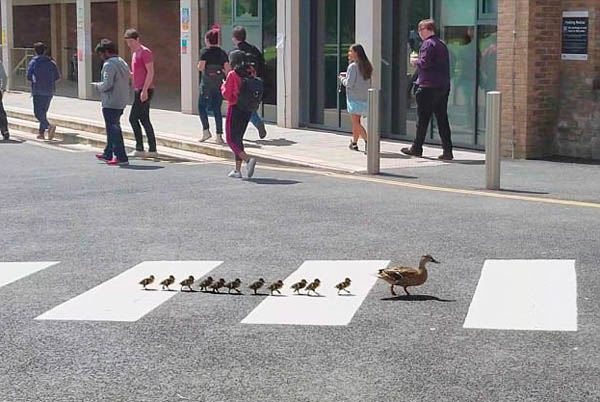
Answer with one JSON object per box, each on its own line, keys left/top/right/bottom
{"left": 236, "top": 0, "right": 259, "bottom": 18}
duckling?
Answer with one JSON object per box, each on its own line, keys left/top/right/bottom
{"left": 225, "top": 278, "right": 242, "bottom": 294}
{"left": 291, "top": 279, "right": 307, "bottom": 294}
{"left": 160, "top": 275, "right": 175, "bottom": 290}
{"left": 377, "top": 254, "right": 440, "bottom": 296}
{"left": 139, "top": 275, "right": 155, "bottom": 290}
{"left": 248, "top": 278, "right": 266, "bottom": 295}
{"left": 198, "top": 276, "right": 214, "bottom": 292}
{"left": 209, "top": 278, "right": 226, "bottom": 293}
{"left": 268, "top": 280, "right": 284, "bottom": 295}
{"left": 180, "top": 275, "right": 195, "bottom": 292}
{"left": 305, "top": 279, "right": 321, "bottom": 296}
{"left": 335, "top": 277, "right": 352, "bottom": 294}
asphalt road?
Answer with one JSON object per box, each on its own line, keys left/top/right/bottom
{"left": 1, "top": 139, "right": 599, "bottom": 402}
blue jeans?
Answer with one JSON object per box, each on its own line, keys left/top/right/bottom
{"left": 250, "top": 111, "right": 263, "bottom": 128}
{"left": 102, "top": 108, "right": 128, "bottom": 162}
{"left": 33, "top": 95, "right": 53, "bottom": 134}
{"left": 198, "top": 87, "right": 223, "bottom": 134}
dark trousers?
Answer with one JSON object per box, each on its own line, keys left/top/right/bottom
{"left": 198, "top": 87, "right": 224, "bottom": 134}
{"left": 102, "top": 108, "right": 128, "bottom": 162}
{"left": 0, "top": 91, "right": 8, "bottom": 134}
{"left": 225, "top": 105, "right": 251, "bottom": 161}
{"left": 129, "top": 89, "right": 156, "bottom": 152}
{"left": 413, "top": 87, "right": 453, "bottom": 153}
{"left": 33, "top": 94, "right": 53, "bottom": 134}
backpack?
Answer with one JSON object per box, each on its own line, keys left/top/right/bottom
{"left": 237, "top": 75, "right": 264, "bottom": 113}
{"left": 238, "top": 43, "right": 265, "bottom": 77}
{"left": 202, "top": 64, "right": 225, "bottom": 92}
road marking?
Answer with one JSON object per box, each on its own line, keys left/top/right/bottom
{"left": 256, "top": 166, "right": 600, "bottom": 209}
{"left": 36, "top": 261, "right": 222, "bottom": 322}
{"left": 463, "top": 260, "right": 577, "bottom": 331}
{"left": 241, "top": 260, "right": 390, "bottom": 326}
{"left": 0, "top": 262, "right": 60, "bottom": 289}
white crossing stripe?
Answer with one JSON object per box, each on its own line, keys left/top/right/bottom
{"left": 241, "top": 260, "right": 390, "bottom": 326}
{"left": 0, "top": 262, "right": 60, "bottom": 289}
{"left": 36, "top": 261, "right": 222, "bottom": 322}
{"left": 463, "top": 260, "right": 577, "bottom": 331}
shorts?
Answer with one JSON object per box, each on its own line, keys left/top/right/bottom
{"left": 347, "top": 98, "right": 368, "bottom": 116}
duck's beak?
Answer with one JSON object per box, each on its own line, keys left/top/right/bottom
{"left": 431, "top": 258, "right": 440, "bottom": 264}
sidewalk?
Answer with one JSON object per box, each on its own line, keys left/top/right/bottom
{"left": 3, "top": 91, "right": 484, "bottom": 173}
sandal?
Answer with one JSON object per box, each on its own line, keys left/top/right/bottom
{"left": 349, "top": 141, "right": 359, "bottom": 151}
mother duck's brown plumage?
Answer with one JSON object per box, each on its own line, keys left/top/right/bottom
{"left": 377, "top": 255, "right": 440, "bottom": 296}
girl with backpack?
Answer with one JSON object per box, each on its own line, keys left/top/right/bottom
{"left": 221, "top": 50, "right": 258, "bottom": 178}
{"left": 197, "top": 29, "right": 230, "bottom": 145}
{"left": 340, "top": 44, "right": 373, "bottom": 152}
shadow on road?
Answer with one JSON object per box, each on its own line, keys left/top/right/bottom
{"left": 249, "top": 138, "right": 297, "bottom": 147}
{"left": 379, "top": 172, "right": 419, "bottom": 180}
{"left": 120, "top": 165, "right": 165, "bottom": 171}
{"left": 499, "top": 188, "right": 549, "bottom": 195}
{"left": 381, "top": 294, "right": 456, "bottom": 302}
{"left": 244, "top": 178, "right": 301, "bottom": 185}
{"left": 0, "top": 139, "right": 24, "bottom": 144}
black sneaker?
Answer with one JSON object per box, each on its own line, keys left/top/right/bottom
{"left": 349, "top": 141, "right": 359, "bottom": 151}
{"left": 438, "top": 152, "right": 454, "bottom": 161}
{"left": 257, "top": 122, "right": 267, "bottom": 139}
{"left": 401, "top": 147, "right": 423, "bottom": 157}
{"left": 1, "top": 132, "right": 8, "bottom": 140}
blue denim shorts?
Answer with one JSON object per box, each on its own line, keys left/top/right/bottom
{"left": 347, "top": 98, "right": 368, "bottom": 116}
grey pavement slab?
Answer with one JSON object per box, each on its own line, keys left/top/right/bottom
{"left": 0, "top": 142, "right": 599, "bottom": 402}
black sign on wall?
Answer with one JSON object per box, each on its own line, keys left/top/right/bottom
{"left": 562, "top": 11, "right": 589, "bottom": 60}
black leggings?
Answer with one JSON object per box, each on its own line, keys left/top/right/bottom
{"left": 225, "top": 105, "right": 251, "bottom": 161}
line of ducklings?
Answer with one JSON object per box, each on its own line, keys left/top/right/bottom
{"left": 138, "top": 275, "right": 353, "bottom": 296}
{"left": 138, "top": 254, "right": 441, "bottom": 297}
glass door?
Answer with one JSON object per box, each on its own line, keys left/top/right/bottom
{"left": 308, "top": 0, "right": 355, "bottom": 131}
{"left": 436, "top": 0, "right": 477, "bottom": 146}
{"left": 381, "top": 0, "right": 432, "bottom": 139}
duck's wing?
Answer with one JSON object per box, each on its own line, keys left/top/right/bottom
{"left": 380, "top": 265, "right": 420, "bottom": 281}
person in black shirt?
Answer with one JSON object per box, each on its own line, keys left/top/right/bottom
{"left": 197, "top": 29, "right": 230, "bottom": 144}
{"left": 231, "top": 26, "right": 267, "bottom": 139}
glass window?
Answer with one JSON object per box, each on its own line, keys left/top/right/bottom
{"left": 481, "top": 0, "right": 498, "bottom": 15}
{"left": 262, "top": 0, "right": 277, "bottom": 110}
{"left": 476, "top": 25, "right": 497, "bottom": 145}
{"left": 235, "top": 0, "right": 259, "bottom": 19}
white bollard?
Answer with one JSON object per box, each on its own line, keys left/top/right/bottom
{"left": 367, "top": 88, "right": 380, "bottom": 175}
{"left": 485, "top": 91, "right": 502, "bottom": 190}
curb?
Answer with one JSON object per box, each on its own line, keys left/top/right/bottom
{"left": 6, "top": 107, "right": 356, "bottom": 174}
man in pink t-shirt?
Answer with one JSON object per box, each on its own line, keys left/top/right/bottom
{"left": 124, "top": 28, "right": 157, "bottom": 157}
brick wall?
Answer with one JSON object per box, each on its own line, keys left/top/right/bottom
{"left": 555, "top": 1, "right": 600, "bottom": 160}
{"left": 498, "top": 0, "right": 600, "bottom": 160}
{"left": 497, "top": 0, "right": 561, "bottom": 158}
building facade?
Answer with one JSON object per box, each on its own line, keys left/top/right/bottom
{"left": 1, "top": 0, "right": 599, "bottom": 160}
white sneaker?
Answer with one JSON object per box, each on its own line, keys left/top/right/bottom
{"left": 128, "top": 150, "right": 145, "bottom": 157}
{"left": 228, "top": 170, "right": 242, "bottom": 178}
{"left": 214, "top": 133, "right": 224, "bottom": 145}
{"left": 246, "top": 158, "right": 257, "bottom": 178}
{"left": 199, "top": 129, "right": 212, "bottom": 142}
{"left": 146, "top": 151, "right": 159, "bottom": 158}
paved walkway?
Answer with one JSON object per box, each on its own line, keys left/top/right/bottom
{"left": 3, "top": 91, "right": 484, "bottom": 173}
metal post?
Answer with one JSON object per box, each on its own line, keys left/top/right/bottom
{"left": 367, "top": 88, "right": 380, "bottom": 174}
{"left": 485, "top": 91, "right": 502, "bottom": 190}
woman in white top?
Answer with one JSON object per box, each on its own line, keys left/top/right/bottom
{"left": 340, "top": 44, "right": 373, "bottom": 151}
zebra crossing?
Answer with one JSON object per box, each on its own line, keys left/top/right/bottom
{"left": 1, "top": 259, "right": 579, "bottom": 331}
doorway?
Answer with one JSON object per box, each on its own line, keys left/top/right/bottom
{"left": 307, "top": 0, "right": 355, "bottom": 131}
